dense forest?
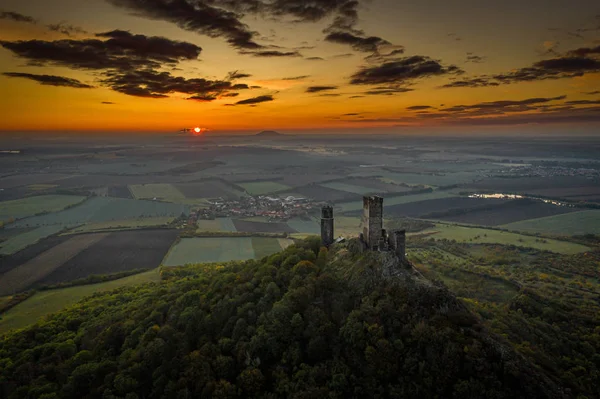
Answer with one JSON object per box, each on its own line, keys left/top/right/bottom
{"left": 0, "top": 237, "right": 590, "bottom": 398}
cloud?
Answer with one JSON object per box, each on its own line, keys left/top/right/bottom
{"left": 364, "top": 87, "right": 413, "bottom": 95}
{"left": 101, "top": 101, "right": 115, "bottom": 104}
{"left": 234, "top": 95, "right": 274, "bottom": 105}
{"left": 0, "top": 10, "right": 36, "bottom": 24}
{"left": 106, "top": 0, "right": 262, "bottom": 50}
{"left": 349, "top": 95, "right": 364, "bottom": 98}
{"left": 2, "top": 72, "right": 94, "bottom": 88}
{"left": 324, "top": 32, "right": 390, "bottom": 53}
{"left": 441, "top": 95, "right": 567, "bottom": 115}
{"left": 282, "top": 75, "right": 310, "bottom": 80}
{"left": 227, "top": 71, "right": 252, "bottom": 79}
{"left": 319, "top": 93, "right": 341, "bottom": 97}
{"left": 465, "top": 52, "right": 486, "bottom": 63}
{"left": 306, "top": 85, "right": 337, "bottom": 93}
{"left": 0, "top": 30, "right": 202, "bottom": 71}
{"left": 443, "top": 45, "right": 600, "bottom": 88}
{"left": 46, "top": 22, "right": 87, "bottom": 37}
{"left": 407, "top": 105, "right": 433, "bottom": 110}
{"left": 565, "top": 99, "right": 600, "bottom": 105}
{"left": 350, "top": 55, "right": 463, "bottom": 86}
{"left": 305, "top": 56, "right": 325, "bottom": 61}
{"left": 243, "top": 50, "right": 301, "bottom": 57}
{"left": 583, "top": 90, "right": 600, "bottom": 95}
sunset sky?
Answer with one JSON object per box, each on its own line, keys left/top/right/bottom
{"left": 0, "top": 0, "right": 599, "bottom": 133}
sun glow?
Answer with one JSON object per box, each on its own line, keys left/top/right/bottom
{"left": 194, "top": 127, "right": 201, "bottom": 133}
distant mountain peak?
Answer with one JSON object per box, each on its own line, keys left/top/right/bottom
{"left": 256, "top": 130, "right": 284, "bottom": 137}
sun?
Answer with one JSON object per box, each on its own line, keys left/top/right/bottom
{"left": 194, "top": 127, "right": 201, "bottom": 133}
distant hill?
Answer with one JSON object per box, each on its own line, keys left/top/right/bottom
{"left": 256, "top": 130, "right": 284, "bottom": 137}
{"left": 0, "top": 237, "right": 565, "bottom": 399}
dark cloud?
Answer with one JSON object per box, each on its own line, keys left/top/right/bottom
{"left": 234, "top": 95, "right": 274, "bottom": 105}
{"left": 188, "top": 94, "right": 217, "bottom": 102}
{"left": 332, "top": 53, "right": 354, "bottom": 58}
{"left": 306, "top": 85, "right": 337, "bottom": 93}
{"left": 101, "top": 101, "right": 115, "bottom": 104}
{"left": 350, "top": 55, "right": 463, "bottom": 86}
{"left": 565, "top": 99, "right": 600, "bottom": 105}
{"left": 465, "top": 52, "right": 486, "bottom": 63}
{"left": 0, "top": 10, "right": 36, "bottom": 24}
{"left": 0, "top": 30, "right": 202, "bottom": 71}
{"left": 407, "top": 105, "right": 433, "bottom": 110}
{"left": 305, "top": 56, "right": 325, "bottom": 61}
{"left": 447, "top": 33, "right": 462, "bottom": 41}
{"left": 221, "top": 92, "right": 240, "bottom": 97}
{"left": 282, "top": 75, "right": 310, "bottom": 80}
{"left": 2, "top": 72, "right": 94, "bottom": 88}
{"left": 227, "top": 71, "right": 252, "bottom": 79}
{"left": 106, "top": 0, "right": 262, "bottom": 50}
{"left": 319, "top": 93, "right": 341, "bottom": 97}
{"left": 442, "top": 96, "right": 567, "bottom": 115}
{"left": 324, "top": 32, "right": 390, "bottom": 53}
{"left": 364, "top": 87, "right": 414, "bottom": 95}
{"left": 46, "top": 22, "right": 87, "bottom": 37}
{"left": 243, "top": 50, "right": 301, "bottom": 57}
{"left": 349, "top": 95, "right": 364, "bottom": 98}
{"left": 443, "top": 45, "right": 600, "bottom": 88}
{"left": 583, "top": 90, "right": 600, "bottom": 95}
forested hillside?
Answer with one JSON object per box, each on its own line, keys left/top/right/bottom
{"left": 0, "top": 238, "right": 570, "bottom": 398}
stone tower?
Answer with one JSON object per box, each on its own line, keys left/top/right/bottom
{"left": 389, "top": 230, "right": 407, "bottom": 261}
{"left": 320, "top": 206, "right": 334, "bottom": 247}
{"left": 362, "top": 196, "right": 383, "bottom": 250}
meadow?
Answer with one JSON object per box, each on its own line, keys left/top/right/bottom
{"left": 129, "top": 183, "right": 186, "bottom": 202}
{"left": 320, "top": 182, "right": 378, "bottom": 195}
{"left": 336, "top": 190, "right": 456, "bottom": 213}
{"left": 0, "top": 195, "right": 85, "bottom": 223}
{"left": 66, "top": 217, "right": 176, "bottom": 234}
{"left": 239, "top": 181, "right": 291, "bottom": 195}
{"left": 501, "top": 210, "right": 600, "bottom": 235}
{"left": 422, "top": 223, "right": 590, "bottom": 254}
{"left": 196, "top": 218, "right": 237, "bottom": 232}
{"left": 0, "top": 225, "right": 65, "bottom": 255}
{"left": 0, "top": 269, "right": 161, "bottom": 334}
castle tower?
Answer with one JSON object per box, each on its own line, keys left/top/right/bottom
{"left": 320, "top": 206, "right": 334, "bottom": 247}
{"left": 389, "top": 230, "right": 407, "bottom": 261}
{"left": 362, "top": 196, "right": 383, "bottom": 250}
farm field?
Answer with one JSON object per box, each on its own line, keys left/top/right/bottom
{"left": 344, "top": 177, "right": 414, "bottom": 192}
{"left": 252, "top": 237, "right": 291, "bottom": 258}
{"left": 434, "top": 200, "right": 577, "bottom": 226}
{"left": 0, "top": 225, "right": 65, "bottom": 256}
{"left": 320, "top": 182, "right": 378, "bottom": 195}
{"left": 422, "top": 224, "right": 590, "bottom": 254}
{"left": 291, "top": 185, "right": 356, "bottom": 202}
{"left": 129, "top": 183, "right": 186, "bottom": 202}
{"left": 466, "top": 176, "right": 595, "bottom": 195}
{"left": 8, "top": 197, "right": 189, "bottom": 228}
{"left": 0, "top": 235, "right": 70, "bottom": 275}
{"left": 0, "top": 233, "right": 110, "bottom": 295}
{"left": 286, "top": 217, "right": 320, "bottom": 234}
{"left": 0, "top": 269, "right": 160, "bottom": 334}
{"left": 67, "top": 217, "right": 175, "bottom": 234}
{"left": 175, "top": 180, "right": 245, "bottom": 200}
{"left": 233, "top": 219, "right": 296, "bottom": 233}
{"left": 196, "top": 218, "right": 237, "bottom": 232}
{"left": 334, "top": 216, "right": 363, "bottom": 237}
{"left": 336, "top": 191, "right": 457, "bottom": 213}
{"left": 239, "top": 181, "right": 291, "bottom": 195}
{"left": 107, "top": 185, "right": 133, "bottom": 198}
{"left": 163, "top": 237, "right": 255, "bottom": 266}
{"left": 0, "top": 195, "right": 85, "bottom": 223}
{"left": 38, "top": 229, "right": 179, "bottom": 286}
{"left": 372, "top": 171, "right": 480, "bottom": 187}
{"left": 501, "top": 210, "right": 600, "bottom": 235}
{"left": 384, "top": 197, "right": 508, "bottom": 218}
{"left": 0, "top": 173, "right": 73, "bottom": 189}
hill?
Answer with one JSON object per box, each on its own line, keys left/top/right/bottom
{"left": 0, "top": 237, "right": 567, "bottom": 398}
{"left": 256, "top": 130, "right": 284, "bottom": 137}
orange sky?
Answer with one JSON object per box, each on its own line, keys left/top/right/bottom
{"left": 0, "top": 0, "right": 599, "bottom": 133}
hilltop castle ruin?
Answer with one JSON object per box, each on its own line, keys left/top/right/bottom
{"left": 320, "top": 195, "right": 407, "bottom": 262}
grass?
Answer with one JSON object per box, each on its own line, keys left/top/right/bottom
{"left": 423, "top": 224, "right": 590, "bottom": 254}
{"left": 320, "top": 182, "right": 376, "bottom": 195}
{"left": 196, "top": 218, "right": 237, "bottom": 232}
{"left": 239, "top": 181, "right": 291, "bottom": 195}
{"left": 162, "top": 237, "right": 255, "bottom": 266}
{"left": 336, "top": 191, "right": 456, "bottom": 213}
{"left": 0, "top": 225, "right": 65, "bottom": 255}
{"left": 501, "top": 210, "right": 600, "bottom": 236}
{"left": 252, "top": 237, "right": 286, "bottom": 259}
{"left": 0, "top": 195, "right": 86, "bottom": 223}
{"left": 0, "top": 269, "right": 160, "bottom": 334}
{"left": 67, "top": 217, "right": 176, "bottom": 234}
{"left": 27, "top": 184, "right": 58, "bottom": 191}
{"left": 286, "top": 217, "right": 320, "bottom": 234}
{"left": 129, "top": 184, "right": 187, "bottom": 202}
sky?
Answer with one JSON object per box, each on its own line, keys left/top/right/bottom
{"left": 0, "top": 0, "right": 599, "bottom": 133}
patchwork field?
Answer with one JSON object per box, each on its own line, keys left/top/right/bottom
{"left": 67, "top": 217, "right": 175, "bottom": 234}
{"left": 0, "top": 235, "right": 70, "bottom": 275}
{"left": 107, "top": 185, "right": 133, "bottom": 198}
{"left": 0, "top": 269, "right": 161, "bottom": 334}
{"left": 501, "top": 210, "right": 600, "bottom": 236}
{"left": 175, "top": 180, "right": 245, "bottom": 200}
{"left": 0, "top": 225, "right": 65, "bottom": 256}
{"left": 320, "top": 182, "right": 377, "bottom": 195}
{"left": 374, "top": 171, "right": 480, "bottom": 187}
{"left": 286, "top": 217, "right": 320, "bottom": 234}
{"left": 163, "top": 236, "right": 291, "bottom": 266}
{"left": 129, "top": 183, "right": 186, "bottom": 202}
{"left": 196, "top": 218, "right": 237, "bottom": 232}
{"left": 0, "top": 233, "right": 110, "bottom": 295}
{"left": 8, "top": 197, "right": 189, "bottom": 228}
{"left": 291, "top": 185, "right": 357, "bottom": 202}
{"left": 0, "top": 195, "right": 85, "bottom": 223}
{"left": 38, "top": 229, "right": 179, "bottom": 286}
{"left": 467, "top": 176, "right": 596, "bottom": 196}
{"left": 0, "top": 173, "right": 72, "bottom": 189}
{"left": 233, "top": 219, "right": 296, "bottom": 234}
{"left": 422, "top": 224, "right": 590, "bottom": 254}
{"left": 384, "top": 197, "right": 508, "bottom": 218}
{"left": 336, "top": 191, "right": 457, "bottom": 213}
{"left": 239, "top": 181, "right": 291, "bottom": 195}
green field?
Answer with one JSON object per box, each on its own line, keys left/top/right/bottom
{"left": 0, "top": 195, "right": 85, "bottom": 223}
{"left": 501, "top": 210, "right": 600, "bottom": 236}
{"left": 67, "top": 217, "right": 176, "bottom": 234}
{"left": 374, "top": 171, "right": 480, "bottom": 187}
{"left": 424, "top": 224, "right": 590, "bottom": 254}
{"left": 239, "top": 181, "right": 291, "bottom": 195}
{"left": 0, "top": 269, "right": 160, "bottom": 334}
{"left": 129, "top": 184, "right": 186, "bottom": 202}
{"left": 336, "top": 191, "right": 456, "bottom": 213}
{"left": 252, "top": 237, "right": 289, "bottom": 258}
{"left": 320, "top": 182, "right": 376, "bottom": 195}
{"left": 0, "top": 225, "right": 65, "bottom": 255}
{"left": 196, "top": 218, "right": 237, "bottom": 232}
{"left": 9, "top": 197, "right": 189, "bottom": 228}
{"left": 286, "top": 217, "right": 320, "bottom": 234}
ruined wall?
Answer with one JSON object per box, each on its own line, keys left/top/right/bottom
{"left": 321, "top": 206, "right": 334, "bottom": 247}
{"left": 390, "top": 229, "right": 406, "bottom": 261}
